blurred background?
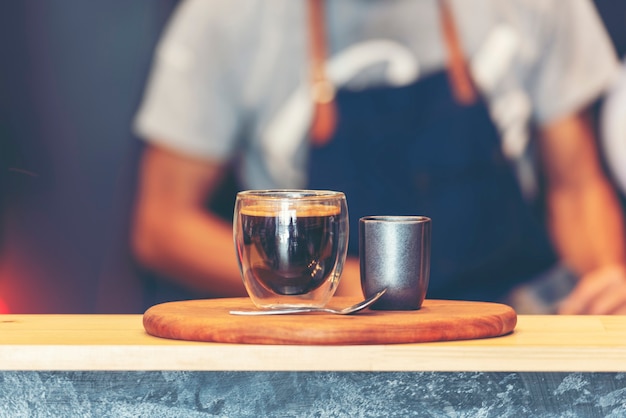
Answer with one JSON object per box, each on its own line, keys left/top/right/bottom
{"left": 0, "top": 1, "right": 178, "bottom": 313}
{"left": 0, "top": 0, "right": 624, "bottom": 314}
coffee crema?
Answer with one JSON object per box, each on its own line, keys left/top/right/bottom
{"left": 240, "top": 204, "right": 340, "bottom": 217}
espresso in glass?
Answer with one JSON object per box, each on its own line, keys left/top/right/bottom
{"left": 234, "top": 190, "right": 348, "bottom": 309}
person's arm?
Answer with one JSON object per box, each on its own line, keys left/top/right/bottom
{"left": 538, "top": 112, "right": 626, "bottom": 314}
{"left": 131, "top": 144, "right": 364, "bottom": 298}
{"left": 132, "top": 144, "right": 246, "bottom": 297}
{"left": 337, "top": 257, "right": 363, "bottom": 297}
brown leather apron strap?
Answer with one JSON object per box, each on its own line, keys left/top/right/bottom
{"left": 439, "top": 0, "right": 477, "bottom": 104}
{"left": 307, "top": 0, "right": 337, "bottom": 146}
{"left": 306, "top": 0, "right": 476, "bottom": 146}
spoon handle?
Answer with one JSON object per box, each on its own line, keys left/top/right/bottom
{"left": 229, "top": 308, "right": 320, "bottom": 316}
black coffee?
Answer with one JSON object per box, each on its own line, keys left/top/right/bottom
{"left": 239, "top": 205, "right": 341, "bottom": 295}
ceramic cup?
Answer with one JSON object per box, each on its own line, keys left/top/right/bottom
{"left": 359, "top": 216, "right": 431, "bottom": 310}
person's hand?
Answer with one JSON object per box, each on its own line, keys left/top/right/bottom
{"left": 334, "top": 257, "right": 363, "bottom": 297}
{"left": 558, "top": 264, "right": 626, "bottom": 314}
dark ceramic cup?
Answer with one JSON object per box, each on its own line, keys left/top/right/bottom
{"left": 359, "top": 216, "right": 431, "bottom": 310}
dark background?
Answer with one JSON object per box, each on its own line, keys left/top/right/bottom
{"left": 0, "top": 1, "right": 623, "bottom": 313}
{"left": 0, "top": 1, "right": 178, "bottom": 313}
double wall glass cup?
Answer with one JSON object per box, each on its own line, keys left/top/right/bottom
{"left": 234, "top": 190, "right": 349, "bottom": 309}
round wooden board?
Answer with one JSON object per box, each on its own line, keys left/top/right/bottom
{"left": 143, "top": 297, "right": 517, "bottom": 345}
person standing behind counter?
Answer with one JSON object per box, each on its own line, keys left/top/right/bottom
{"left": 130, "top": 0, "right": 626, "bottom": 314}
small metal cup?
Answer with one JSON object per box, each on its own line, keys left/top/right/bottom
{"left": 359, "top": 216, "right": 431, "bottom": 310}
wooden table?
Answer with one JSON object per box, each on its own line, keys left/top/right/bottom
{"left": 0, "top": 314, "right": 624, "bottom": 371}
{"left": 0, "top": 314, "right": 625, "bottom": 416}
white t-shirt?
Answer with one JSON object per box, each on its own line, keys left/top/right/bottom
{"left": 134, "top": 0, "right": 618, "bottom": 190}
{"left": 601, "top": 59, "right": 626, "bottom": 195}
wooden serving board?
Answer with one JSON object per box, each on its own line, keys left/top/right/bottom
{"left": 143, "top": 297, "right": 517, "bottom": 345}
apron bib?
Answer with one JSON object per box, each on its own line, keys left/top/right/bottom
{"left": 305, "top": 0, "right": 556, "bottom": 302}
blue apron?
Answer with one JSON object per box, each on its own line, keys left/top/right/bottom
{"left": 307, "top": 68, "right": 557, "bottom": 302}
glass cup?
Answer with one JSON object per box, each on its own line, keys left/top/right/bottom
{"left": 234, "top": 189, "right": 349, "bottom": 309}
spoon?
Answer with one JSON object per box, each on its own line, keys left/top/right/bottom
{"left": 229, "top": 288, "right": 387, "bottom": 316}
